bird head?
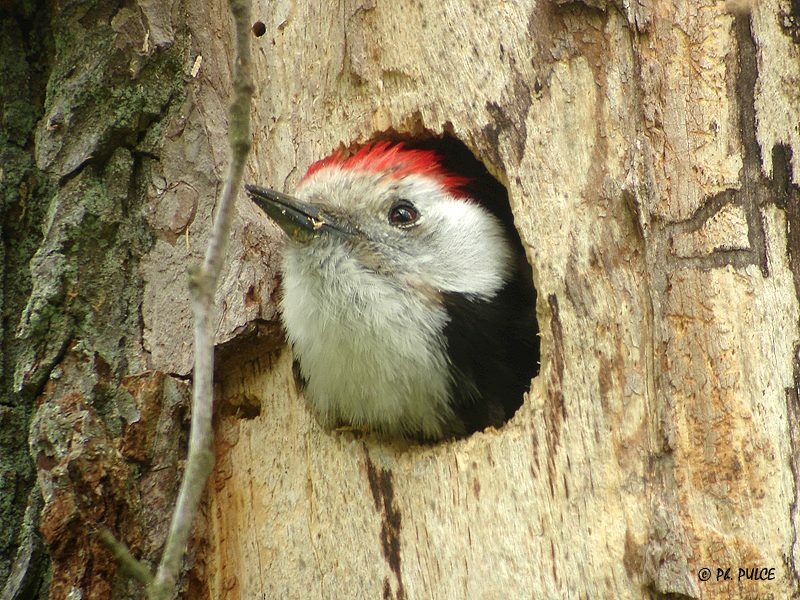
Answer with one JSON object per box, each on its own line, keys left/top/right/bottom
{"left": 245, "top": 142, "right": 513, "bottom": 301}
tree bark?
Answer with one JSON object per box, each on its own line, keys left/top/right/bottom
{"left": 1, "top": 0, "right": 269, "bottom": 598}
{"left": 2, "top": 0, "right": 799, "bottom": 599}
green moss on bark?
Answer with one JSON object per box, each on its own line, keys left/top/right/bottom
{"left": 2, "top": 0, "right": 189, "bottom": 595}
{"left": 0, "top": 6, "right": 54, "bottom": 591}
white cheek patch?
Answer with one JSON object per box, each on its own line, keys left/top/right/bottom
{"left": 412, "top": 194, "right": 513, "bottom": 299}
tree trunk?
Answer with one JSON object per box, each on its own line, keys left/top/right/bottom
{"left": 2, "top": 0, "right": 272, "bottom": 597}
{"left": 2, "top": 0, "right": 799, "bottom": 599}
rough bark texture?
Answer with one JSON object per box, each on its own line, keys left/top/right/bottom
{"left": 1, "top": 0, "right": 799, "bottom": 599}
{"left": 1, "top": 0, "right": 271, "bottom": 598}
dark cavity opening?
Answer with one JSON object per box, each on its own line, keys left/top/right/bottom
{"left": 368, "top": 133, "right": 541, "bottom": 437}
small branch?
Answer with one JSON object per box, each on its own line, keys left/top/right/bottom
{"left": 98, "top": 529, "right": 154, "bottom": 588}
{"left": 101, "top": 1, "right": 253, "bottom": 596}
{"left": 149, "top": 1, "right": 255, "bottom": 598}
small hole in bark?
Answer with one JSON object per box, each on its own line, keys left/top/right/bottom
{"left": 252, "top": 21, "right": 266, "bottom": 37}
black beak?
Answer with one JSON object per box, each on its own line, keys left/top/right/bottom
{"left": 244, "top": 184, "right": 353, "bottom": 242}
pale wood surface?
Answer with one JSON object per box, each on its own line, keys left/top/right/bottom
{"left": 182, "top": 1, "right": 800, "bottom": 598}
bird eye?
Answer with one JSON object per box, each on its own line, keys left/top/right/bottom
{"left": 388, "top": 200, "right": 419, "bottom": 228}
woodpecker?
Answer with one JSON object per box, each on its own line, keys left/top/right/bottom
{"left": 246, "top": 142, "right": 537, "bottom": 440}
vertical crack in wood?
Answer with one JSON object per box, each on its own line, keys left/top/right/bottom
{"left": 545, "top": 294, "right": 566, "bottom": 498}
{"left": 773, "top": 144, "right": 800, "bottom": 298}
{"left": 763, "top": 20, "right": 800, "bottom": 594}
{"left": 665, "top": 12, "right": 771, "bottom": 274}
{"left": 733, "top": 11, "right": 769, "bottom": 277}
{"left": 786, "top": 355, "right": 800, "bottom": 593}
{"left": 481, "top": 70, "right": 532, "bottom": 167}
{"left": 775, "top": 141, "right": 800, "bottom": 597}
{"left": 364, "top": 450, "right": 405, "bottom": 600}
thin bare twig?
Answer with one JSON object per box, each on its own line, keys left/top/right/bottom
{"left": 151, "top": 0, "right": 254, "bottom": 597}
{"left": 98, "top": 529, "right": 154, "bottom": 588}
{"left": 100, "top": 1, "right": 254, "bottom": 598}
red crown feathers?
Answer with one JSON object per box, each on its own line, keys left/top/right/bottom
{"left": 301, "top": 141, "right": 469, "bottom": 198}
